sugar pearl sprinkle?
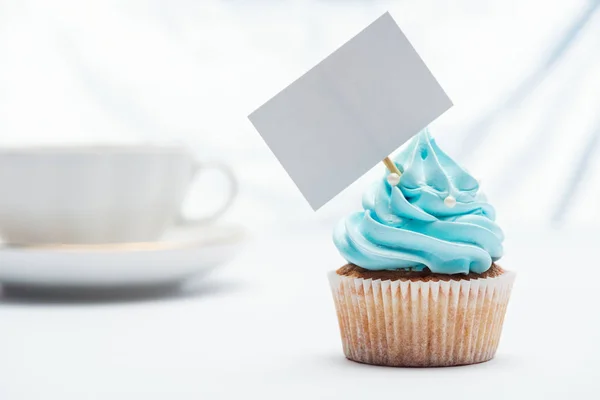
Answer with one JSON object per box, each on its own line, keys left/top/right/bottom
{"left": 444, "top": 195, "right": 457, "bottom": 208}
{"left": 386, "top": 173, "right": 401, "bottom": 186}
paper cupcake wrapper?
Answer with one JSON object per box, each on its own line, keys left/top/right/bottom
{"left": 328, "top": 270, "right": 515, "bottom": 367}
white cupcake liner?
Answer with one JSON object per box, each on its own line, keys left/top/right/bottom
{"left": 328, "top": 269, "right": 515, "bottom": 367}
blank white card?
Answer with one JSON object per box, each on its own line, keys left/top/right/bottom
{"left": 249, "top": 12, "right": 452, "bottom": 210}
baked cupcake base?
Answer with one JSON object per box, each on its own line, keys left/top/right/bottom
{"left": 329, "top": 264, "right": 515, "bottom": 367}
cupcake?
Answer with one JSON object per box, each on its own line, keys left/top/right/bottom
{"left": 329, "top": 129, "right": 514, "bottom": 367}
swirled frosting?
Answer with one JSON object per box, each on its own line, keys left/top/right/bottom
{"left": 333, "top": 129, "right": 503, "bottom": 274}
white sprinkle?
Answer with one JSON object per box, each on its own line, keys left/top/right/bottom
{"left": 444, "top": 195, "right": 457, "bottom": 208}
{"left": 386, "top": 173, "right": 401, "bottom": 186}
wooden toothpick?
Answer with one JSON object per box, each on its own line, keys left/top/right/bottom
{"left": 383, "top": 156, "right": 401, "bottom": 186}
{"left": 383, "top": 156, "right": 401, "bottom": 175}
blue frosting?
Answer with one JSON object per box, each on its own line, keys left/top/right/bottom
{"left": 333, "top": 129, "right": 503, "bottom": 274}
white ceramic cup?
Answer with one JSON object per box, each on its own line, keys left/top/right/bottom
{"left": 0, "top": 145, "right": 238, "bottom": 245}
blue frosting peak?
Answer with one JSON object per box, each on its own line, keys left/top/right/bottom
{"left": 333, "top": 129, "right": 503, "bottom": 274}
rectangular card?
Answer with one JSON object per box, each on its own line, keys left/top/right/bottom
{"left": 249, "top": 12, "right": 452, "bottom": 210}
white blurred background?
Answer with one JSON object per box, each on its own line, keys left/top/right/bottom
{"left": 1, "top": 0, "right": 598, "bottom": 229}
{"left": 2, "top": 2, "right": 600, "bottom": 398}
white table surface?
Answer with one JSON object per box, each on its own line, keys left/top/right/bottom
{"left": 0, "top": 224, "right": 598, "bottom": 399}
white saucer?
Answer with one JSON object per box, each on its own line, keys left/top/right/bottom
{"left": 0, "top": 224, "right": 245, "bottom": 288}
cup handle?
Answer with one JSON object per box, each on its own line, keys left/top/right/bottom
{"left": 176, "top": 161, "right": 238, "bottom": 226}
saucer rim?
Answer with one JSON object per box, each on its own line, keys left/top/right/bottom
{"left": 0, "top": 224, "right": 246, "bottom": 253}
